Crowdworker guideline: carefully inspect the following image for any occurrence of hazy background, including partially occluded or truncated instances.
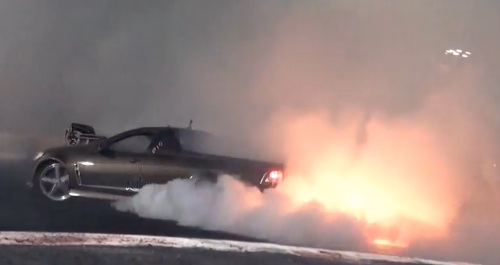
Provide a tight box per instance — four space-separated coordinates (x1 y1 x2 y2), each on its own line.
0 1 496 149
1 0 500 264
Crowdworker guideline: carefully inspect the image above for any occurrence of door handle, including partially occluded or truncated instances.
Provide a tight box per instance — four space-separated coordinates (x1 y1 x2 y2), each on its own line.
130 158 139 163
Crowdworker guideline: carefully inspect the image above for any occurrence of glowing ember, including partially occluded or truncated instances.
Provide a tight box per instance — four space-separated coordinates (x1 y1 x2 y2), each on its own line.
373 238 407 249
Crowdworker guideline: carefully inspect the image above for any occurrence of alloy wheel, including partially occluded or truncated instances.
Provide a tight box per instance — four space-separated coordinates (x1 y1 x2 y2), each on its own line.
38 163 71 201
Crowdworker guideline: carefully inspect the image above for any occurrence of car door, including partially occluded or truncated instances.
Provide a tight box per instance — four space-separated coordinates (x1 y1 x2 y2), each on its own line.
139 129 196 185
77 133 153 191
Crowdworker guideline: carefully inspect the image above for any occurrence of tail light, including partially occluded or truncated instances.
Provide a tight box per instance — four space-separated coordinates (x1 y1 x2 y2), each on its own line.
260 169 284 188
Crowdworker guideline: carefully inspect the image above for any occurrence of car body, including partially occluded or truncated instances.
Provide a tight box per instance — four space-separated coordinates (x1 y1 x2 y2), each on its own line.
29 123 285 201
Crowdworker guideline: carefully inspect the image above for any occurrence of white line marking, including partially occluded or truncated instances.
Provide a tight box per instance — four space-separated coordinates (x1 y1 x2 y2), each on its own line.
0 232 480 265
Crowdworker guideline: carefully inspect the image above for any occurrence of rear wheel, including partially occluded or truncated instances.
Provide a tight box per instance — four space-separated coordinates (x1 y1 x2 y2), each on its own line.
34 162 71 201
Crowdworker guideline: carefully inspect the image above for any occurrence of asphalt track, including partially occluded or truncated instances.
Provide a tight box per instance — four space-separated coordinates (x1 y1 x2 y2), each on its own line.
0 245 349 265
0 158 480 265
0 159 379 265
0 159 260 242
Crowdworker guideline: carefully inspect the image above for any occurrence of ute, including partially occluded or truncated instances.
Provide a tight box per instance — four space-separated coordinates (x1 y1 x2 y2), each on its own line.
29 123 285 201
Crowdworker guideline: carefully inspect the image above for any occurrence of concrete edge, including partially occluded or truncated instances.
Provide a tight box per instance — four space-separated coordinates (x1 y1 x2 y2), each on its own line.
0 232 479 265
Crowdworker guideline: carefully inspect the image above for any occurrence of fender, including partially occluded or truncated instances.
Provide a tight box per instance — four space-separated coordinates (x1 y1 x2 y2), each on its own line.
31 157 78 188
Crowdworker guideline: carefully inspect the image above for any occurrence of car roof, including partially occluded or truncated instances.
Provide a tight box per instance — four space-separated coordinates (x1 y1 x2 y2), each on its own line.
122 126 211 136
106 126 214 143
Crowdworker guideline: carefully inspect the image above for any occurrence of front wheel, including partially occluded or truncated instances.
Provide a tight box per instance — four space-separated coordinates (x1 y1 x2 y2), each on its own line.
34 162 71 201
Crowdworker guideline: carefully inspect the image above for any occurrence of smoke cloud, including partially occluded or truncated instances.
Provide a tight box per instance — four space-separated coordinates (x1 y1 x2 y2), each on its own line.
113 176 368 251
112 2 500 264
1 0 499 264
114 67 500 264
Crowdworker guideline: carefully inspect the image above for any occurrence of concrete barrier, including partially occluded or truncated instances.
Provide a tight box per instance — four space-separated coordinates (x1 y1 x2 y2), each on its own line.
0 232 480 265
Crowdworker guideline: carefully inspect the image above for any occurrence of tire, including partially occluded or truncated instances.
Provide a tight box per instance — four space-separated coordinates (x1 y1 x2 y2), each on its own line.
33 161 71 201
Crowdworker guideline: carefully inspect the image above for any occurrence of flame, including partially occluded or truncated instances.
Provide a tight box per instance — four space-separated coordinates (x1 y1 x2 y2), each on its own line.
373 238 408 249
269 110 462 251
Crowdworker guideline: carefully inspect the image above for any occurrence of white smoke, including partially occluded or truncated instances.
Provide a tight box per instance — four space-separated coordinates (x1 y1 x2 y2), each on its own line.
97 2 500 264
112 175 369 251
110 65 500 264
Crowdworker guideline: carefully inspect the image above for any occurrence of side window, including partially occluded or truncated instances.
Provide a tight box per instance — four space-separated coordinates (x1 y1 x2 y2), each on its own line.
108 134 152 154
150 130 182 155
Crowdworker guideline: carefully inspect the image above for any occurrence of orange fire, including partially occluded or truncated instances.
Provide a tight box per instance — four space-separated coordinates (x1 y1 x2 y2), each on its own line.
373 238 407 248
268 110 462 251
